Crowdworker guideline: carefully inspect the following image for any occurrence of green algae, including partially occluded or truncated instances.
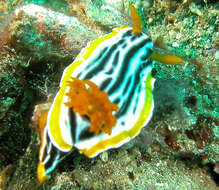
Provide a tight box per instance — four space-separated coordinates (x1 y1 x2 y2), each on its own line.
91 0 103 8
7 0 69 13
25 0 45 5
24 0 70 13
213 125 219 139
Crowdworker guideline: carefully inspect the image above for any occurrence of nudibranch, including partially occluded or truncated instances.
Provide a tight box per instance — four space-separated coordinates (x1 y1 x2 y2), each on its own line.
37 4 183 183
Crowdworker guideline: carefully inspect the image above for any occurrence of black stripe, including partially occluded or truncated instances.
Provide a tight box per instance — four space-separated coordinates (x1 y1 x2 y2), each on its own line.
117 74 138 116
130 34 140 41
122 30 132 38
132 84 141 114
117 62 151 117
69 108 76 144
99 77 112 91
113 97 120 104
77 47 108 79
107 38 151 95
82 43 117 79
79 129 95 140
44 142 57 168
81 39 126 80
111 51 120 67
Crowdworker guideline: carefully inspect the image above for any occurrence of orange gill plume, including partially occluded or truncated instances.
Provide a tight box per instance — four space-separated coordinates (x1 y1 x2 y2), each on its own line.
65 78 118 135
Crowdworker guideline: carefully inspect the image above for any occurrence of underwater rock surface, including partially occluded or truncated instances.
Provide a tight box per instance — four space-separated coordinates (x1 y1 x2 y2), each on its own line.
0 0 219 189
13 4 99 62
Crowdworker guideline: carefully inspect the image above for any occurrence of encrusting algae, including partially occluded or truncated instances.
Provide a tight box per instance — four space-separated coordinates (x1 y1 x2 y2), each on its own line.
65 78 118 135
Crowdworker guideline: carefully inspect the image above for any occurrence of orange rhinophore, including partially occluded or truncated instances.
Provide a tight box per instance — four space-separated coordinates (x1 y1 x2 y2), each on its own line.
151 51 184 65
129 4 142 34
65 78 118 135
